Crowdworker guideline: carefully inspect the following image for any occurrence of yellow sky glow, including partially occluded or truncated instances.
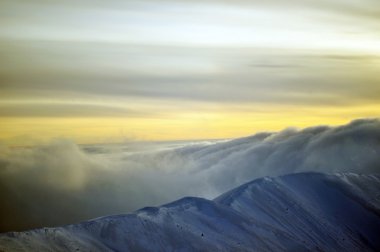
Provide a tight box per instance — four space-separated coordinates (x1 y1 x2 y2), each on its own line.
1 103 379 145
0 0 380 145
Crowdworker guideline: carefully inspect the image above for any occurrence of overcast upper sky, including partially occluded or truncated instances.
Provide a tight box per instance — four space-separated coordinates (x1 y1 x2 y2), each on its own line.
0 0 380 144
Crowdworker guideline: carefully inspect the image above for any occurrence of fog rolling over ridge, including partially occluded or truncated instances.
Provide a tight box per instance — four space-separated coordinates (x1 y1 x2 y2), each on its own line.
1 118 380 232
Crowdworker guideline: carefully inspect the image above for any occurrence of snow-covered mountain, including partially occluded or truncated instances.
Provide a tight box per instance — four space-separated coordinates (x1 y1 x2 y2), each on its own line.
1 119 380 233
1 172 380 251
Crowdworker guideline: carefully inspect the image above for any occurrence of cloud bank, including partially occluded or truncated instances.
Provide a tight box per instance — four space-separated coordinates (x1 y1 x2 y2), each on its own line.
0 118 380 232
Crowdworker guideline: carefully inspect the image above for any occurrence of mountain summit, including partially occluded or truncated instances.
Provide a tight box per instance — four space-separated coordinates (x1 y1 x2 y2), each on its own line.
1 172 380 251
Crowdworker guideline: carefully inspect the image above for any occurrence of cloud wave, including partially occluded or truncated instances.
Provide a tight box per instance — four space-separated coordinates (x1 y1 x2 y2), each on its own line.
0 118 379 232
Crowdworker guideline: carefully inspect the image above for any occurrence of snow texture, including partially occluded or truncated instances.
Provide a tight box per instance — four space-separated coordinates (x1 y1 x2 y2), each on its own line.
1 172 380 251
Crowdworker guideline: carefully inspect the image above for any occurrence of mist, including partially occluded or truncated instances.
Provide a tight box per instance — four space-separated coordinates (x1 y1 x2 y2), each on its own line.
1 118 380 232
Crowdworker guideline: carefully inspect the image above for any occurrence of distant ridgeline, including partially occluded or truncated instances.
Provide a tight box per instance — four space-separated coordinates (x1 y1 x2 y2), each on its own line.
1 172 380 252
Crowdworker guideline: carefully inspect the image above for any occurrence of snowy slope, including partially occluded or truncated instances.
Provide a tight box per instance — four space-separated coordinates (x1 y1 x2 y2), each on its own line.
2 119 380 233
1 173 380 252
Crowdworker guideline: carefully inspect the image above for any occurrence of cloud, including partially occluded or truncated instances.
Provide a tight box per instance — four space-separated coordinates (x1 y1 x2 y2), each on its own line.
1 0 380 110
0 118 380 232
1 41 380 108
0 102 156 118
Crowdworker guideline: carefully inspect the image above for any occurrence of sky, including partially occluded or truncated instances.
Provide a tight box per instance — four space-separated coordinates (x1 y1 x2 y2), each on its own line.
0 0 380 145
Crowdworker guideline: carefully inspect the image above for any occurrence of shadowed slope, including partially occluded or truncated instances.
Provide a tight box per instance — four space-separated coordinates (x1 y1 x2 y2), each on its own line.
1 172 380 251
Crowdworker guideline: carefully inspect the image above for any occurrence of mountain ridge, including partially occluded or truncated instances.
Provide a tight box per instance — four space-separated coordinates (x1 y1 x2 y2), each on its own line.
1 172 380 251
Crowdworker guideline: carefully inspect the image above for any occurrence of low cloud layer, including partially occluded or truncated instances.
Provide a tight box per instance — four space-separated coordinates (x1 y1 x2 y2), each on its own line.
1 118 380 232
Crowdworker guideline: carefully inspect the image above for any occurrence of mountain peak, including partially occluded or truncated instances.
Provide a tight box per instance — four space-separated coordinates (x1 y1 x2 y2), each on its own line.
1 172 380 251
